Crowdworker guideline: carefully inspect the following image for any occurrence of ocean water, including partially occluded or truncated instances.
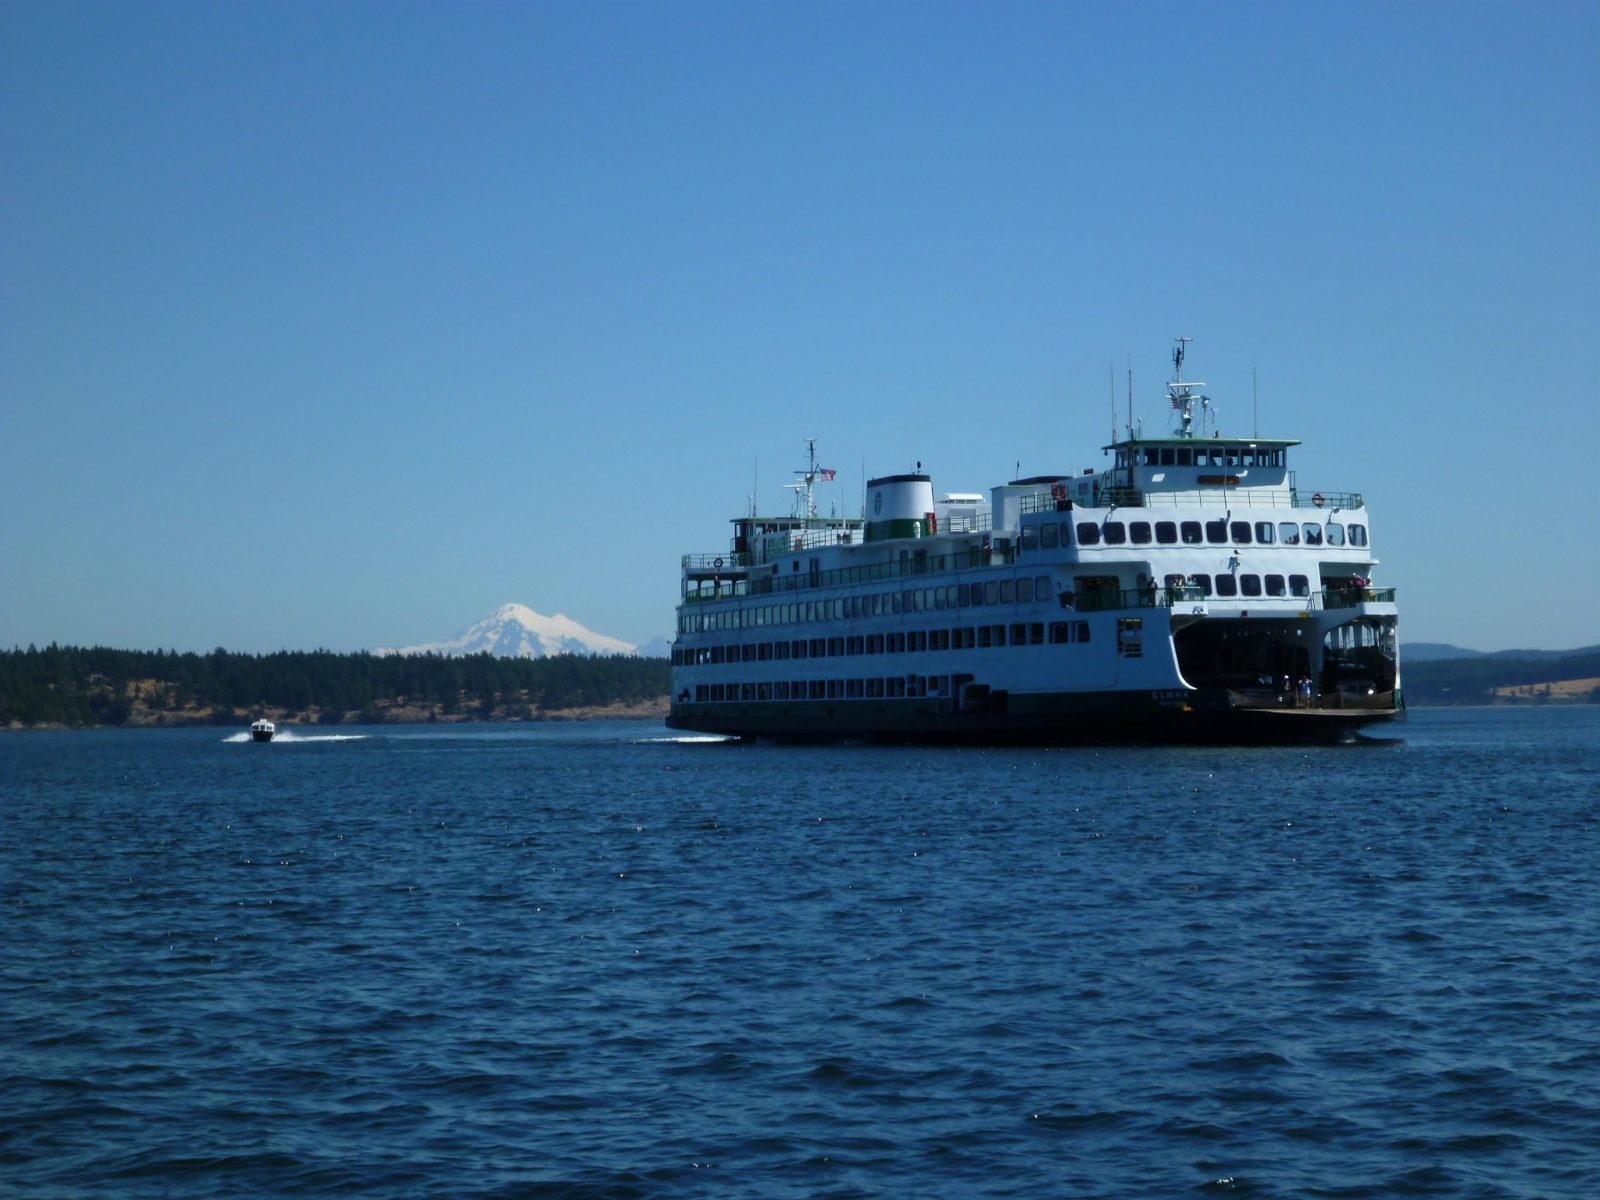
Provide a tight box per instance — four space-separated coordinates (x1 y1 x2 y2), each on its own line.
2 709 1597 1199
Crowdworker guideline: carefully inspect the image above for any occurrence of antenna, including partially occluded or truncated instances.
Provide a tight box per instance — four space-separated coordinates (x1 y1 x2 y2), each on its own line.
1165 335 1210 439
1126 359 1133 440
1108 362 1115 446
1253 367 1258 438
783 437 829 519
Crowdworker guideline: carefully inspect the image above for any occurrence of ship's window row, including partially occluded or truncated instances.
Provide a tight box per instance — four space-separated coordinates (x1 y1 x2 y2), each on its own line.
1159 572 1310 598
1069 519 1364 548
1121 446 1287 469
689 675 962 704
682 575 1060 633
672 621 1092 667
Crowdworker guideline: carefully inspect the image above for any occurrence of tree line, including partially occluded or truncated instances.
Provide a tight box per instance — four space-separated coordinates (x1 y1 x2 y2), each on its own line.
0 644 670 727
1399 648 1600 706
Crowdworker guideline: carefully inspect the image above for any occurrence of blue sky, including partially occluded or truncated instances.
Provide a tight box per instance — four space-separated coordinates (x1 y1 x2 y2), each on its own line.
4 0 1596 654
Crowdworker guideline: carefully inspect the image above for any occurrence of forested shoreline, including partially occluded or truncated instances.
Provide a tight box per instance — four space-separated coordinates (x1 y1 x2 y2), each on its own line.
0 645 670 728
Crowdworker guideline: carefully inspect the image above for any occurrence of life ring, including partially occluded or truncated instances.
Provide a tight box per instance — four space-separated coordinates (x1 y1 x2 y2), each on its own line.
713 556 724 569
1312 492 1325 508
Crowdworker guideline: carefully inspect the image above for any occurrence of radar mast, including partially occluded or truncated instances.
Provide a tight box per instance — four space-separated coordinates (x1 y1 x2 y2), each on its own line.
784 438 833 519
1167 336 1212 438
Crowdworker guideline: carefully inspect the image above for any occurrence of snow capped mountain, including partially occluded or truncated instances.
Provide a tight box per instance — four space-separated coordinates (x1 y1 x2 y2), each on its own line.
378 604 639 659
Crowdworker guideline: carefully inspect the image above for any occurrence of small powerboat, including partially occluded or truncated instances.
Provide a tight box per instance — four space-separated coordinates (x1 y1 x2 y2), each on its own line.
250 719 276 743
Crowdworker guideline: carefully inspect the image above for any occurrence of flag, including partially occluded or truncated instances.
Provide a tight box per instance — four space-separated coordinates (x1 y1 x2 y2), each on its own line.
819 468 836 481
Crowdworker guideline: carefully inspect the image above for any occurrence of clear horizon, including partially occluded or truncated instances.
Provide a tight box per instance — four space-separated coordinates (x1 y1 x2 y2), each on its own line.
4 1 1596 655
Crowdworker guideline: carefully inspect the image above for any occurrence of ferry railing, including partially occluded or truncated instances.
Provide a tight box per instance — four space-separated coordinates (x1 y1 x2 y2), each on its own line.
682 552 751 571
1319 586 1397 610
1065 488 1357 511
1290 489 1364 510
1019 494 1078 516
681 542 1020 602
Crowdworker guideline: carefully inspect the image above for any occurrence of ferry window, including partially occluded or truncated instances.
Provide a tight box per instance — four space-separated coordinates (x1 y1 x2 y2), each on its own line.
978 626 992 648
1103 522 1127 545
968 584 983 607
1241 575 1262 597
1160 448 1175 466
1077 522 1100 545
1181 521 1202 545
1017 577 1034 603
1177 448 1193 466
1030 623 1044 644
1076 621 1090 642
985 581 1000 604
1035 575 1049 598
1040 522 1059 549
1215 575 1238 597
829 637 844 656
1011 623 1028 646
1225 446 1240 466
1279 522 1299 545
1190 574 1212 595
810 638 825 657
947 585 959 608
933 588 945 611
1255 522 1275 544
1289 574 1310 597
1156 521 1177 545
892 593 902 614
792 640 805 659
1050 621 1069 644
1020 525 1039 551
1326 523 1345 547
1144 448 1159 466
1061 521 1075 546
1265 574 1286 597
1231 521 1252 544
1348 523 1368 547
992 625 1007 646
999 579 1014 604
1131 522 1152 544
1302 523 1323 546
1205 520 1227 544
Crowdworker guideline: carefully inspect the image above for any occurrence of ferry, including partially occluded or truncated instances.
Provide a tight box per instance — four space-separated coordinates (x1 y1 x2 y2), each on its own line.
250 719 275 743
667 341 1402 743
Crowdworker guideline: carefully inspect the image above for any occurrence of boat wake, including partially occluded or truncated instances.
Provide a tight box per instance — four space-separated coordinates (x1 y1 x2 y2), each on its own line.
634 734 737 744
221 731 367 744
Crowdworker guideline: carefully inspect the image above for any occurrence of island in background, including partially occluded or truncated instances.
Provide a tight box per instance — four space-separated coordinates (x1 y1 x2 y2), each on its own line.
1 646 669 729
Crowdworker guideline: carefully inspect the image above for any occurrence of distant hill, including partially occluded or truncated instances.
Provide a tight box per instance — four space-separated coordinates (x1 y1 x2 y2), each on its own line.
1404 642 1590 663
1402 646 1600 705
1404 642 1485 661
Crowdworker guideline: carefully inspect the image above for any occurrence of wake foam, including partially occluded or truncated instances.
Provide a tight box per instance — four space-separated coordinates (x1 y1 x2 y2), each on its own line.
221 730 367 744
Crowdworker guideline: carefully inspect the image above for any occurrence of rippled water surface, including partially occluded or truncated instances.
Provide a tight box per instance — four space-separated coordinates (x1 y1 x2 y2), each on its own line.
3 709 1597 1198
